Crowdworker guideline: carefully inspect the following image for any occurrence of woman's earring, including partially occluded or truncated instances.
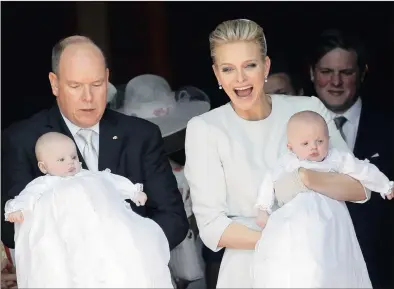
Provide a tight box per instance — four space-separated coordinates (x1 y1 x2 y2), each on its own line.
218 83 222 89
264 76 268 83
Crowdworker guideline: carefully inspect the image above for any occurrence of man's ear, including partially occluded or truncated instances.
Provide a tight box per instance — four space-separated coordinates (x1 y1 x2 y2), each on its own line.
48 72 59 97
38 161 48 174
287 143 293 151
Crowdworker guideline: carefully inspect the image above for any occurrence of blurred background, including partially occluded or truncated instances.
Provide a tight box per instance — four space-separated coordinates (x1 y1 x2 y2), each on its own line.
2 1 394 129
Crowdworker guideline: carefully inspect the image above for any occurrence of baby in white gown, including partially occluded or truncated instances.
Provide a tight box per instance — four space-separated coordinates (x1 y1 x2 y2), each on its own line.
4 132 173 288
253 111 393 288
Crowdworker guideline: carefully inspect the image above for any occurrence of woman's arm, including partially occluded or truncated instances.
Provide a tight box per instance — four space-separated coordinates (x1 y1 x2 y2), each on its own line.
184 117 260 251
300 168 367 201
218 223 261 250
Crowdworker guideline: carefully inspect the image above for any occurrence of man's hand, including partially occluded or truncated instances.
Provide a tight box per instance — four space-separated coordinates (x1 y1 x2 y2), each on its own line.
274 168 309 206
6 211 24 223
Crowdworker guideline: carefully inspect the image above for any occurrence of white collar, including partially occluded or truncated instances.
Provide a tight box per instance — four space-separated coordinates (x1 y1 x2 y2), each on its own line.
60 113 100 137
333 97 362 125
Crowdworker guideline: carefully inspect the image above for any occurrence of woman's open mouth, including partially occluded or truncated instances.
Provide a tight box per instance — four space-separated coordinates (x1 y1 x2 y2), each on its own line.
234 86 253 98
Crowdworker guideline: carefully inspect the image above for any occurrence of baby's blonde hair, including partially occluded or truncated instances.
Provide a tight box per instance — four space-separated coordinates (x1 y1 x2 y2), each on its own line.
209 19 267 63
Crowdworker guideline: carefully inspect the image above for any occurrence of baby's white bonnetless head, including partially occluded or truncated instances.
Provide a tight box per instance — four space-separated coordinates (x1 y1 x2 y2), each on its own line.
35 132 81 177
287 110 329 162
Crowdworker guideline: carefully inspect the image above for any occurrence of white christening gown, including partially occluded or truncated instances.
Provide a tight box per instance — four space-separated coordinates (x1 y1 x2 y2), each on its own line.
253 148 393 288
4 169 173 288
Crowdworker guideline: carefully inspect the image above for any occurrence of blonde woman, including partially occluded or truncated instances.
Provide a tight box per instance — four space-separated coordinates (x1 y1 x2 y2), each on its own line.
184 19 370 288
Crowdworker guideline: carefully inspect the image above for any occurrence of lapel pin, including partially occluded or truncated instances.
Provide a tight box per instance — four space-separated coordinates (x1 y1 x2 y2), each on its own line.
113 136 118 140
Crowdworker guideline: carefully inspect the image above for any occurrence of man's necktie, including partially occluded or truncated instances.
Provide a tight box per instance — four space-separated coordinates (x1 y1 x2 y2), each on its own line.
77 129 98 171
334 116 348 143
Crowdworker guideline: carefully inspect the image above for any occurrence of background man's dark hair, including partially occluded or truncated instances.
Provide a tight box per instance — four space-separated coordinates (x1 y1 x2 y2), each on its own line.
309 29 367 74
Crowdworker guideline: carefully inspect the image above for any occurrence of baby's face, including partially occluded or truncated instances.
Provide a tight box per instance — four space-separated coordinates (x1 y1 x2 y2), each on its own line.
41 140 81 177
288 122 329 162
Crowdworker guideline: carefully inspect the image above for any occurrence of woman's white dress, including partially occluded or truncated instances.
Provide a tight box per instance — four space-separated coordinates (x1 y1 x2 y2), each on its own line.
184 95 371 288
253 148 392 288
5 169 173 288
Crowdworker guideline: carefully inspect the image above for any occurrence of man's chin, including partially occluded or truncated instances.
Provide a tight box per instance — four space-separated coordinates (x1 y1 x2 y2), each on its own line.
319 95 358 113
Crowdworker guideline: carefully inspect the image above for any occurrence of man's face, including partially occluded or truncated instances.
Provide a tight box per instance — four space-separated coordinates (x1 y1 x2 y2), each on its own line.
49 43 109 128
311 48 360 113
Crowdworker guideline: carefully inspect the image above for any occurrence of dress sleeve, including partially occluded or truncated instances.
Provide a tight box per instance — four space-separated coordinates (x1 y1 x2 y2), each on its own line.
184 117 232 252
101 170 141 200
4 176 49 219
311 96 371 203
337 151 393 199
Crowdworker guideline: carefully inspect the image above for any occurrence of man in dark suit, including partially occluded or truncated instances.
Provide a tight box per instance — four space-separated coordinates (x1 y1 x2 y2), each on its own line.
309 29 394 289
1 36 189 252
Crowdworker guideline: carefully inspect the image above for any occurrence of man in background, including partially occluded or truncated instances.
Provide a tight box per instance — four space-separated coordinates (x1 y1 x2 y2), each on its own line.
309 29 394 289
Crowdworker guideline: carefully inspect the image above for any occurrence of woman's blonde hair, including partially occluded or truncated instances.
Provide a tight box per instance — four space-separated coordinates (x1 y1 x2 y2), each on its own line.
209 19 268 63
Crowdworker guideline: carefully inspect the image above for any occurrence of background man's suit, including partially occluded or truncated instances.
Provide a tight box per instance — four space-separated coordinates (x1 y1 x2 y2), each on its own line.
345 101 394 289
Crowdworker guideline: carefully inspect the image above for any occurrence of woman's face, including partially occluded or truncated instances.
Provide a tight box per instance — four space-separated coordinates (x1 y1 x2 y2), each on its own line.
213 41 270 113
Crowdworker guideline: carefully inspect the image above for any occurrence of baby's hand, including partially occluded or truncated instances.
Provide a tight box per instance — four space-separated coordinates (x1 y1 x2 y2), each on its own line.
387 188 394 200
6 211 24 223
256 210 269 228
134 192 147 206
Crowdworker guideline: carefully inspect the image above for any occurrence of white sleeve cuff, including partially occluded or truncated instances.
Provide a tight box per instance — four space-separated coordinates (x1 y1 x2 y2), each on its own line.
351 186 371 204
199 216 232 252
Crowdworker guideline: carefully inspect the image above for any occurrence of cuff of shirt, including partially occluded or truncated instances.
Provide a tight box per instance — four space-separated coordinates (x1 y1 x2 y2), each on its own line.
200 216 232 252
350 186 371 204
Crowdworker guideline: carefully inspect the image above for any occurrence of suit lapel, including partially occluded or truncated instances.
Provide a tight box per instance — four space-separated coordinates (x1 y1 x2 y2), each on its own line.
98 110 124 171
353 107 366 157
46 106 88 169
353 104 378 159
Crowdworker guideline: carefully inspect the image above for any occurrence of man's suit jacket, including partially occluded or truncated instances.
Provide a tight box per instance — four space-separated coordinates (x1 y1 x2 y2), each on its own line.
1 106 189 250
346 101 394 289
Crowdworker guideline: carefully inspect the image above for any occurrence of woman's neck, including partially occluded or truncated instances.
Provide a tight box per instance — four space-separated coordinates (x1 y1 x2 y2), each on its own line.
232 94 272 121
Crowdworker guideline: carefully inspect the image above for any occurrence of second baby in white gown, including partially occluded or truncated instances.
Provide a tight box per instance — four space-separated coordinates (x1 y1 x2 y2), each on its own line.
253 111 393 288
4 132 173 288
